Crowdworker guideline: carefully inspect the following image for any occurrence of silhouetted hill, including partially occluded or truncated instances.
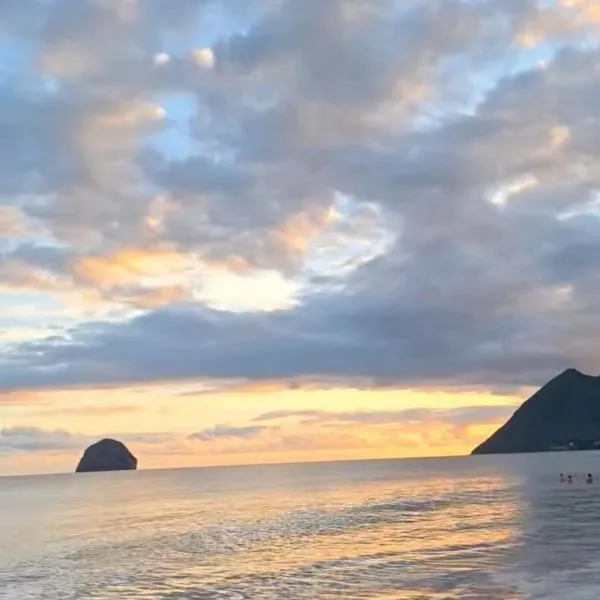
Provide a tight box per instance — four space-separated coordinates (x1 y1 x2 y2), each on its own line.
472 369 600 454
76 438 137 472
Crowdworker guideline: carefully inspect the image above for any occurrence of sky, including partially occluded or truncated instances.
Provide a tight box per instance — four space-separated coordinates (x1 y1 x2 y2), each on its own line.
1 0 599 475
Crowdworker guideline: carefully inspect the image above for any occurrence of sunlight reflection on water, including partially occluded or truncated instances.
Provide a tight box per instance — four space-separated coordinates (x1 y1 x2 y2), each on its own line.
2 454 600 599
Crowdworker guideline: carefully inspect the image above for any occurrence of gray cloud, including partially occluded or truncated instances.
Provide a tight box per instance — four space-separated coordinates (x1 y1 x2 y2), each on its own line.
0 427 85 454
0 290 577 391
1 0 600 395
0 426 176 455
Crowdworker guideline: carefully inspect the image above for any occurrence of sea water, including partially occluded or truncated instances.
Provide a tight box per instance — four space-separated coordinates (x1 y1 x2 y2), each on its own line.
1 453 599 599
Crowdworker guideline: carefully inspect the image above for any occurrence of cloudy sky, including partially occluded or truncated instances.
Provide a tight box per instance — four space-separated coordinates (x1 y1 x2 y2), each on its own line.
1 0 599 475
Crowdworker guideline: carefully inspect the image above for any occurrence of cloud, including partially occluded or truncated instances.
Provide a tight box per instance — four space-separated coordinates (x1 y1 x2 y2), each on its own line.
37 404 140 417
188 424 272 442
0 406 510 464
183 404 512 458
2 0 600 399
254 405 514 427
0 427 86 454
0 425 180 457
0 391 47 406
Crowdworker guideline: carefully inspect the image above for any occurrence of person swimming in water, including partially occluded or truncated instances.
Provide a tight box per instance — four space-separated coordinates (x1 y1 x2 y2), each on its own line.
560 473 565 483
587 473 593 484
568 475 573 484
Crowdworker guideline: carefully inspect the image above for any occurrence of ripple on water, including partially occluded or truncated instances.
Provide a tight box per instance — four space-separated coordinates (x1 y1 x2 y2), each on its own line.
4 456 600 599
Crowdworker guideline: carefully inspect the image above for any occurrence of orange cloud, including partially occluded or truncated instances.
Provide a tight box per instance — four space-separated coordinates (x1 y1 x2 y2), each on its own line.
185 404 513 464
72 245 301 312
192 48 216 69
74 246 189 288
0 391 47 406
267 204 339 267
562 0 600 25
517 30 542 48
214 255 252 274
274 210 330 256
132 285 188 309
37 404 140 417
513 1 598 49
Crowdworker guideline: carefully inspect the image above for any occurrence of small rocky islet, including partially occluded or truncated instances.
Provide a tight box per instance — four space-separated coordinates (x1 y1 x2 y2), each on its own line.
75 438 137 473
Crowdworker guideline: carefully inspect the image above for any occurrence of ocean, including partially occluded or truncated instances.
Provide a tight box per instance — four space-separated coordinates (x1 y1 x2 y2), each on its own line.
1 453 600 599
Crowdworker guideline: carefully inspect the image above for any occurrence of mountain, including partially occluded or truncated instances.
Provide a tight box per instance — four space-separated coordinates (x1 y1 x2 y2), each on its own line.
472 368 600 455
75 438 138 473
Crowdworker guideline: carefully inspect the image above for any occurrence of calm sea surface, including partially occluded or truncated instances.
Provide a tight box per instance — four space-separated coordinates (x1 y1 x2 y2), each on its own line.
1 453 600 599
